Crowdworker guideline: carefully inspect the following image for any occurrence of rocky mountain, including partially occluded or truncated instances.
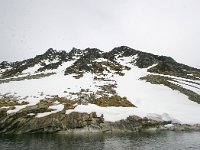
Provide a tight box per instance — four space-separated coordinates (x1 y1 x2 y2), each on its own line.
0 46 200 134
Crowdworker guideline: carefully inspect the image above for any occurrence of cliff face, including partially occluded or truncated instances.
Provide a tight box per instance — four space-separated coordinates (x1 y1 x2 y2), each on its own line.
0 46 200 134
1 46 199 80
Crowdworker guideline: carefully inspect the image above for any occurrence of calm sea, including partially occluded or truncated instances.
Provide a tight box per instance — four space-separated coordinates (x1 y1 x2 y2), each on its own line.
0 131 200 150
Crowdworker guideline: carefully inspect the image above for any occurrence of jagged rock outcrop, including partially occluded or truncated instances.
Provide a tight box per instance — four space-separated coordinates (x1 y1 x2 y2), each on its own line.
1 46 199 79
0 105 168 134
0 106 104 134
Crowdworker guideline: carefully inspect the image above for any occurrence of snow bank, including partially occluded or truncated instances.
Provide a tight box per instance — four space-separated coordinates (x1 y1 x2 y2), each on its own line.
67 65 200 124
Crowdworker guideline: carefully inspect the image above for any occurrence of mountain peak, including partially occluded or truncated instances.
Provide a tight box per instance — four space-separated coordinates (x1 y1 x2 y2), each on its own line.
108 46 138 59
0 46 200 130
69 47 82 54
0 61 10 69
45 48 57 55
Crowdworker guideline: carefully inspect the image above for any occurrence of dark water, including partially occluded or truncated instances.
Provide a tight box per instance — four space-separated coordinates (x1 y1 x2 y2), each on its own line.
0 131 200 150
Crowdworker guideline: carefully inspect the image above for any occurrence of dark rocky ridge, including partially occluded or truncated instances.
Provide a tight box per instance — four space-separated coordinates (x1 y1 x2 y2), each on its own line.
1 46 199 79
0 48 69 78
140 75 200 104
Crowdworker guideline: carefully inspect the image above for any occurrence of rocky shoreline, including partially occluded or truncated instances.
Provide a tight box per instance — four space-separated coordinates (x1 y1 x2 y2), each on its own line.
1 105 200 134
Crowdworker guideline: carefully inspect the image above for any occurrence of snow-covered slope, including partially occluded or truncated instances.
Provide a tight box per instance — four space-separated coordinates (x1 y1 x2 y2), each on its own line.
0 46 200 124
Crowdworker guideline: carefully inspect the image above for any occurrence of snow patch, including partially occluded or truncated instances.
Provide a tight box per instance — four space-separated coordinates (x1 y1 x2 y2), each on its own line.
164 124 174 128
36 104 64 118
7 105 27 114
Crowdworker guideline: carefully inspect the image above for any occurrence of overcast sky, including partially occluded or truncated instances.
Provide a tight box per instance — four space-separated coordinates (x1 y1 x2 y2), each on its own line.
0 0 200 68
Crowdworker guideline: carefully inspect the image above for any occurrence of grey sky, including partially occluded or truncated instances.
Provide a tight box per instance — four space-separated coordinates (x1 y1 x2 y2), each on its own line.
0 0 200 68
